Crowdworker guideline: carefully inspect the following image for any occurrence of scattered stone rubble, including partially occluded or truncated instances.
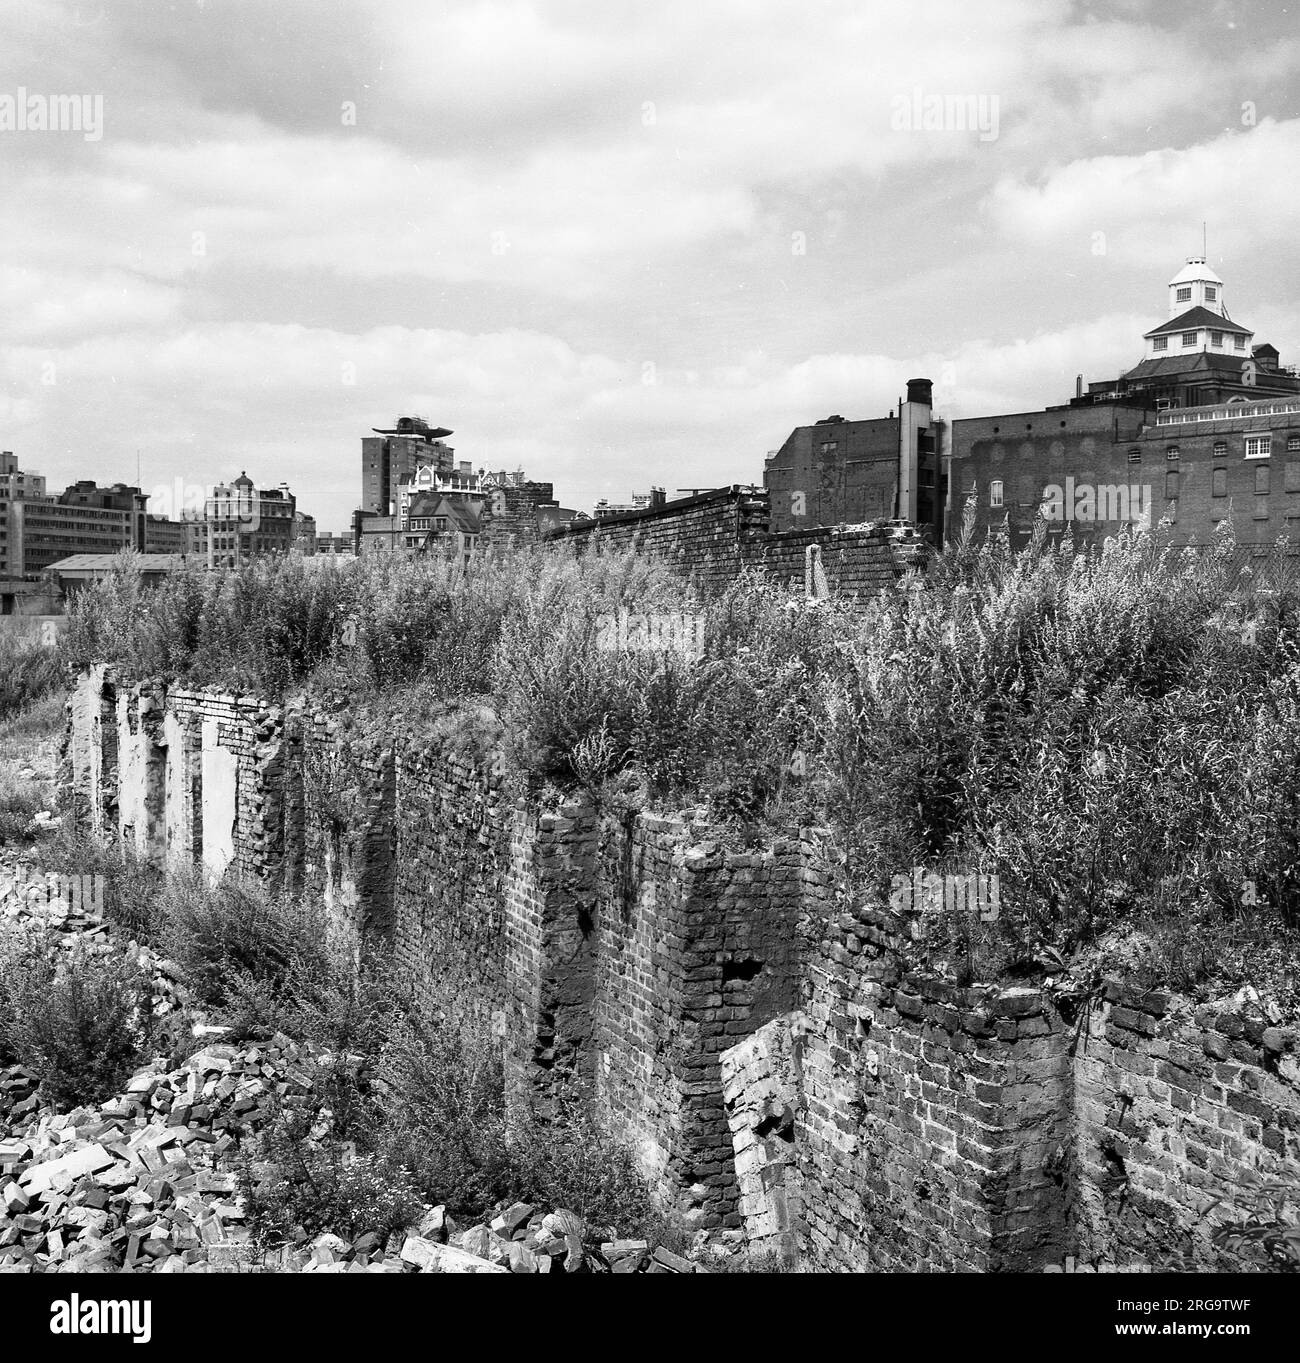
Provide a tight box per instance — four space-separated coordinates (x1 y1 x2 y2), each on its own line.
1 1034 716 1274
2 854 720 1275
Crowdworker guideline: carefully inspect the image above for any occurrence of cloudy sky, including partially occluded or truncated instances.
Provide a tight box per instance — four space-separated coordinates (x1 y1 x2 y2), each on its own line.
1 0 1298 532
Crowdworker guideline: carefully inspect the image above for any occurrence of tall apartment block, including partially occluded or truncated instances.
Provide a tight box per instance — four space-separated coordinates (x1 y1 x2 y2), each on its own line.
360 415 455 516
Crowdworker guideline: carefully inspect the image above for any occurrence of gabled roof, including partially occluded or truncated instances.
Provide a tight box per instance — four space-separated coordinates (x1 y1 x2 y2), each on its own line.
1145 307 1253 339
406 492 482 533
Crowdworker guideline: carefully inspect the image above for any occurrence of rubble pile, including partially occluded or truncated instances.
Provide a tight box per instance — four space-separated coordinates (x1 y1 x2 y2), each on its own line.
0 1038 355 1273
1 859 715 1275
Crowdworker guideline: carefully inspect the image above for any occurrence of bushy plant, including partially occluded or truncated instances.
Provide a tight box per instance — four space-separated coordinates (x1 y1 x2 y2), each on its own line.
0 933 154 1110
0 628 66 722
38 829 165 940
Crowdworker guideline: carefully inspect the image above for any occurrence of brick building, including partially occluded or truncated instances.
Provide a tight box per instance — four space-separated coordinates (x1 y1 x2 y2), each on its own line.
763 378 946 539
951 260 1300 550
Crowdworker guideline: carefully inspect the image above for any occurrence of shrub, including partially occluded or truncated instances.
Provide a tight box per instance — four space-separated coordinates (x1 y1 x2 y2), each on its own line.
507 1080 658 1238
38 829 165 941
153 870 323 1014
0 629 67 722
370 1012 519 1218
0 933 154 1110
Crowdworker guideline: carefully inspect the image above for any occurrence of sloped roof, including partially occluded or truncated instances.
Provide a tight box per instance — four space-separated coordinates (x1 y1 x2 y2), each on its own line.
1168 259 1225 287
1145 306 1252 338
1122 352 1258 382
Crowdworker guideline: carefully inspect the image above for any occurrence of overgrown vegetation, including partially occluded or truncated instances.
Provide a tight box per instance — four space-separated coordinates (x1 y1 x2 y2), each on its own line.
0 628 67 723
61 519 1300 1000
0 932 155 1109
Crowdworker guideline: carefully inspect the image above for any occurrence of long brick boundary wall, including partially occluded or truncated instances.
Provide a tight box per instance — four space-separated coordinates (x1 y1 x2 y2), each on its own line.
544 485 905 597
61 670 1300 1266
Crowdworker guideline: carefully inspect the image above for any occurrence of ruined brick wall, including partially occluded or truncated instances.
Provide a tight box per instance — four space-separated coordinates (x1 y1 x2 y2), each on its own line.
722 882 1300 1271
64 671 804 1221
785 901 1071 1271
592 817 802 1228
1071 981 1300 1270
479 480 560 548
545 486 903 597
68 669 1299 1268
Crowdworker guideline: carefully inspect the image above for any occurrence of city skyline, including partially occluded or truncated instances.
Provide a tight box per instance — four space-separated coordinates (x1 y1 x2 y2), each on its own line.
1 0 1298 536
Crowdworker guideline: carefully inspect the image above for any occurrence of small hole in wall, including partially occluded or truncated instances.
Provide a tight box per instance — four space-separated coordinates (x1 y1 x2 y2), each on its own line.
722 958 763 984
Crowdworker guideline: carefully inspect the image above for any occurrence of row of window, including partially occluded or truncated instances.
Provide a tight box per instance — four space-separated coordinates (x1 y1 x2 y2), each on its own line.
1175 285 1218 304
1152 332 1245 353
1130 435 1300 464
989 464 1300 508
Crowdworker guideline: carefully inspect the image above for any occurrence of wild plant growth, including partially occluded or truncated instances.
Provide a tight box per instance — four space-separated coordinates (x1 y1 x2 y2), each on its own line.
57 519 1300 998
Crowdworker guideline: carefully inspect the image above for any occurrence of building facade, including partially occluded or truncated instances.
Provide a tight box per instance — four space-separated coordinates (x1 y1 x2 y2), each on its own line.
202 473 297 567
951 260 1300 551
360 415 455 517
764 378 946 539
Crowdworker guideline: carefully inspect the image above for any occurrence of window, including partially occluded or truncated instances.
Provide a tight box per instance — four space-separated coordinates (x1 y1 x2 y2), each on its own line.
1213 442 1228 459
990 480 1004 508
1256 466 1270 495
1289 436 1300 453
1182 331 1198 347
1245 435 1272 459
1165 471 1179 500
1127 447 1142 464
1176 287 1192 303
1213 469 1228 497
1211 331 1224 347
1152 336 1168 353
1235 336 1246 351
1205 286 1217 302
1286 464 1300 493
819 441 838 456
1166 446 1180 461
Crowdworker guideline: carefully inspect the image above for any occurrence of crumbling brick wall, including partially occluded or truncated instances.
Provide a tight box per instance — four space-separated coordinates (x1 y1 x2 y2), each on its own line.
722 884 1300 1271
67 669 1299 1267
544 486 903 597
592 817 802 1228
1071 981 1300 1270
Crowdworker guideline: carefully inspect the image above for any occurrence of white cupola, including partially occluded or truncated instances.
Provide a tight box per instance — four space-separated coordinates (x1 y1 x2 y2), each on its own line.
1167 258 1226 319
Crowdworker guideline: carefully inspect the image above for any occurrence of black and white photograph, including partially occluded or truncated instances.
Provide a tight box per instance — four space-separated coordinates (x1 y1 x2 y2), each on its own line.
0 0 1297 1340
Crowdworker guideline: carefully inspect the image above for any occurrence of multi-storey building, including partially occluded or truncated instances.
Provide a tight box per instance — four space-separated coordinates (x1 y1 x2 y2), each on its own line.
294 511 317 555
202 473 297 568
144 515 187 554
950 260 1300 550
360 415 455 516
2 475 146 578
764 379 946 538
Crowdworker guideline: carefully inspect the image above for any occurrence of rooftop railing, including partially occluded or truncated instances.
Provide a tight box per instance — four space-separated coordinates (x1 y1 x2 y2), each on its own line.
1156 398 1300 426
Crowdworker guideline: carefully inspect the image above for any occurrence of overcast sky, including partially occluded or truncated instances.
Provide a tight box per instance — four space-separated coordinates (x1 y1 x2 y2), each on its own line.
1 0 1298 532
